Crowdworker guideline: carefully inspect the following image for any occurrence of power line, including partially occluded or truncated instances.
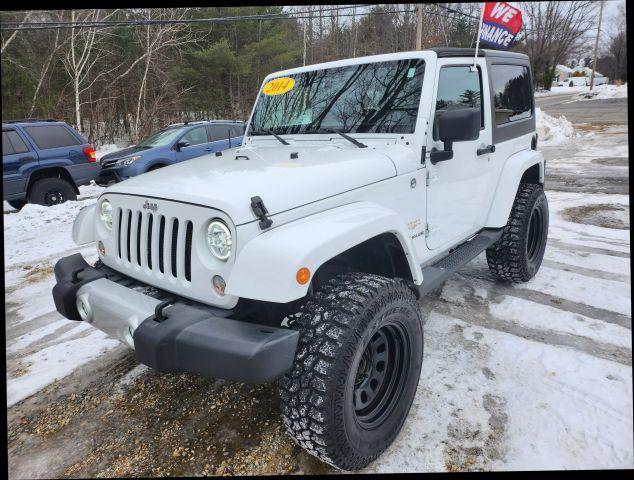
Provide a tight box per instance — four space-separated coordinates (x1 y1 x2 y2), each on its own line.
1 6 368 30
0 4 536 37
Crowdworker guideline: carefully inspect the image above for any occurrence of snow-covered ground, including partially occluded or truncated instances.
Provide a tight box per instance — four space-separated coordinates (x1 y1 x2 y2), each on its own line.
5 109 632 474
536 83 628 100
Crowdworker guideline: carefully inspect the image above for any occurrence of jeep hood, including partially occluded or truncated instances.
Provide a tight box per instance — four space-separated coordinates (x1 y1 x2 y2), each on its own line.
103 144 397 225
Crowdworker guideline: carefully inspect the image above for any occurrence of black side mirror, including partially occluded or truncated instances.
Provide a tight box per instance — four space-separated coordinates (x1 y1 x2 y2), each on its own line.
175 141 190 151
430 108 480 164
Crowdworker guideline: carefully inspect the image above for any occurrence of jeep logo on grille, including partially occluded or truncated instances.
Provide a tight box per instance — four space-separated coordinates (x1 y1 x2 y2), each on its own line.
142 200 158 212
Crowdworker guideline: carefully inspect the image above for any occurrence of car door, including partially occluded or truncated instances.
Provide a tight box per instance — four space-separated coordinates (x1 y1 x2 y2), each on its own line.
206 124 232 152
425 59 495 251
174 125 212 162
229 124 245 148
2 128 38 197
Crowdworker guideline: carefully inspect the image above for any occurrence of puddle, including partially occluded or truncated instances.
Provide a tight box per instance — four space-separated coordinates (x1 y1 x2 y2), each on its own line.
562 204 629 230
591 157 628 166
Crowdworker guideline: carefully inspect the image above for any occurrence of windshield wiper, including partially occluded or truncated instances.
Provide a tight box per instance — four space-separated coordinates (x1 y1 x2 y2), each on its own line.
250 127 290 145
324 128 367 148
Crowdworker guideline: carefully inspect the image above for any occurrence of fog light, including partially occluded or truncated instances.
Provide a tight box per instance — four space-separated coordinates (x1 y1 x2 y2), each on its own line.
212 275 226 296
296 267 311 285
76 295 92 321
97 241 105 256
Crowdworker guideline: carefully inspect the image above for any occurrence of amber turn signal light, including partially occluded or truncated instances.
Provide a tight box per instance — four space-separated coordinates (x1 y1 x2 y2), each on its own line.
296 267 311 285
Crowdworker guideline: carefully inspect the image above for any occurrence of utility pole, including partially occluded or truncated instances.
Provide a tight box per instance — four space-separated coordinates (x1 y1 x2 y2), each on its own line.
415 4 423 50
589 0 604 91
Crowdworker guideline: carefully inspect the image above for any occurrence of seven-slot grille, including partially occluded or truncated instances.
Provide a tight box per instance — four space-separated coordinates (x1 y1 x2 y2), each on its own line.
115 208 194 282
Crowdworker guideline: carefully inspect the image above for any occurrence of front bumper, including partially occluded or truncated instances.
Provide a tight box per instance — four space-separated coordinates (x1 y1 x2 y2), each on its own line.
95 168 126 186
52 254 299 383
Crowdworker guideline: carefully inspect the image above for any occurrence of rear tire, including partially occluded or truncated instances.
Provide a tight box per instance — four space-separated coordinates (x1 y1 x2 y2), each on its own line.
486 183 549 283
7 199 26 210
28 178 77 206
279 272 423 471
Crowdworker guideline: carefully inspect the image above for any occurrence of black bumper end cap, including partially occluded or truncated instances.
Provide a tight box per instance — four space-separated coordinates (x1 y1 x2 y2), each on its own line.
133 303 299 384
52 253 106 321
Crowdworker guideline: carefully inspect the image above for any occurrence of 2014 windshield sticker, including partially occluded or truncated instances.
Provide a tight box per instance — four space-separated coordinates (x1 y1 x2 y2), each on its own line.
263 77 295 96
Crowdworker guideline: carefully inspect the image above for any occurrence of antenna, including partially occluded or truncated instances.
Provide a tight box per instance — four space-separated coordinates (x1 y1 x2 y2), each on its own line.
471 3 485 72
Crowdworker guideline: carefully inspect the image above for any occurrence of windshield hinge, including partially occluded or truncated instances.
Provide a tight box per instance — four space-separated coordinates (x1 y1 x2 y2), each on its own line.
250 196 273 230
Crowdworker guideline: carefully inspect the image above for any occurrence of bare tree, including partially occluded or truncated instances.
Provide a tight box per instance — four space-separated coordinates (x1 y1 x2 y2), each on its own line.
1 11 33 54
61 9 119 132
130 8 202 140
520 1 599 89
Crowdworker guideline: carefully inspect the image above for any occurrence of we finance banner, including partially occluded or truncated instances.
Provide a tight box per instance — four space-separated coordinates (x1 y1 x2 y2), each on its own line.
479 2 523 49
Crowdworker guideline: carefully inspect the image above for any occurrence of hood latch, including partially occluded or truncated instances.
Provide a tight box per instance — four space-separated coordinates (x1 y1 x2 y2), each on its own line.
251 196 273 230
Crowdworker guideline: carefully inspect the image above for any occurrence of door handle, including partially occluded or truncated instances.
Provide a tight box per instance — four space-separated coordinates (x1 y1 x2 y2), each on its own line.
19 156 34 162
205 147 213 151
477 145 495 156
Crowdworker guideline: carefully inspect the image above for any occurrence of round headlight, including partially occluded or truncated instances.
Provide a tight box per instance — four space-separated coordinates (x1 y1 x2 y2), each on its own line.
100 200 113 230
207 220 232 260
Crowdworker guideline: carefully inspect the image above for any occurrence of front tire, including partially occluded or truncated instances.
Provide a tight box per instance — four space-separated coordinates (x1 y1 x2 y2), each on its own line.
486 183 549 283
7 199 26 210
279 272 423 471
28 178 77 206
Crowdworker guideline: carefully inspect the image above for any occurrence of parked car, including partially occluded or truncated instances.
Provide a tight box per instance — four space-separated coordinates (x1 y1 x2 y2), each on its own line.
95 120 245 186
53 48 547 470
2 119 100 209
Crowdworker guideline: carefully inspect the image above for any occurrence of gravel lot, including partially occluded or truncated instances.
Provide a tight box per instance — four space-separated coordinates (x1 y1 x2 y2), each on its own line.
5 96 632 476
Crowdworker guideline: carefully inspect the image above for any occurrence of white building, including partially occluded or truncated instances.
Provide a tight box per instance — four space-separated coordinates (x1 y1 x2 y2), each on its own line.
552 64 608 87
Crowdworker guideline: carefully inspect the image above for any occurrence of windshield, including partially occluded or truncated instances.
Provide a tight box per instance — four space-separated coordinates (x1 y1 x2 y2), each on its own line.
138 127 186 148
249 59 425 135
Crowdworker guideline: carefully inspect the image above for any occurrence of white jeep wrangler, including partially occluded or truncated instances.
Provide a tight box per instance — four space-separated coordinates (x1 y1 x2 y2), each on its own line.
53 48 548 470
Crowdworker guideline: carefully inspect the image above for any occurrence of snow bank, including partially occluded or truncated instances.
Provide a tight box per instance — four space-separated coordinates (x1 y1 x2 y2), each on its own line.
575 83 628 100
3 184 104 266
535 107 575 146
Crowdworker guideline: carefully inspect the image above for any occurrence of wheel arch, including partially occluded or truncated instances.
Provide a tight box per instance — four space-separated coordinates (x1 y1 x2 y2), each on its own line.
485 149 544 229
225 202 423 303
27 167 79 195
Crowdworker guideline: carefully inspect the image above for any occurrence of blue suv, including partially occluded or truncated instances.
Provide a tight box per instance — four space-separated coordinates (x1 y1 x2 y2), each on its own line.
2 119 100 209
95 120 245 186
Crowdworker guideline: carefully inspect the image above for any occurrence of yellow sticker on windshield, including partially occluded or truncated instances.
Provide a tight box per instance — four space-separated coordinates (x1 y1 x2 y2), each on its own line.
263 77 295 96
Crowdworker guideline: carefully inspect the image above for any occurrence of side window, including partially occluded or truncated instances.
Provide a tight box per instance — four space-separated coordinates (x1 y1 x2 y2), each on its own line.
490 64 532 125
23 125 81 149
3 132 15 155
6 130 30 154
434 66 483 140
180 126 208 146
230 125 244 138
208 125 229 142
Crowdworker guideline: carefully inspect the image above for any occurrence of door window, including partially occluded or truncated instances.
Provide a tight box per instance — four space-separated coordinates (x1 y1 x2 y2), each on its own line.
180 126 209 146
434 66 483 140
23 125 81 149
490 64 532 125
230 125 244 138
3 130 30 154
208 125 230 142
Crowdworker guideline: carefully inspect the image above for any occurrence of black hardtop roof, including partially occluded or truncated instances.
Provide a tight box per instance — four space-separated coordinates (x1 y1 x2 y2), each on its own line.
430 47 529 61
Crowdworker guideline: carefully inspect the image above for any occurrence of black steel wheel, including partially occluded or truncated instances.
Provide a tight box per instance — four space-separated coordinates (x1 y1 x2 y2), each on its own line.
28 177 77 206
353 324 410 429
279 272 423 471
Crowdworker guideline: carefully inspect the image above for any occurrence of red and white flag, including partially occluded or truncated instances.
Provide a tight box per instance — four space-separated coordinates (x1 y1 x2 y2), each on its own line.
479 2 523 49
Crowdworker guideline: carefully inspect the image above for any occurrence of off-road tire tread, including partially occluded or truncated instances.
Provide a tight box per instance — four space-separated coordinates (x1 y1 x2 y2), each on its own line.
279 272 421 471
28 177 77 206
486 182 547 283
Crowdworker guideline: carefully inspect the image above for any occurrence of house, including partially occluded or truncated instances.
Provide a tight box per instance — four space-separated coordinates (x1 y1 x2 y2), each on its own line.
552 64 608 87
